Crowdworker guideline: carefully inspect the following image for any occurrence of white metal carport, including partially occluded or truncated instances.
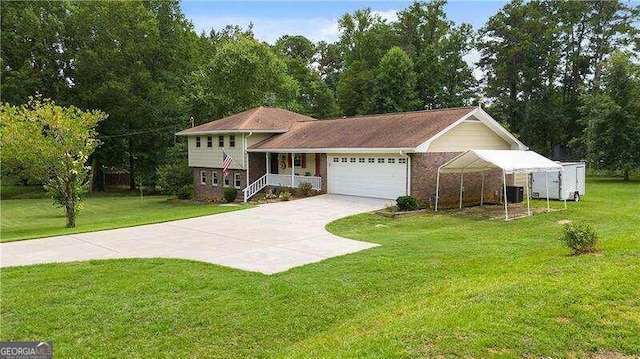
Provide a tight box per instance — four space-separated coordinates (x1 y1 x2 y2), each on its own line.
436 150 563 220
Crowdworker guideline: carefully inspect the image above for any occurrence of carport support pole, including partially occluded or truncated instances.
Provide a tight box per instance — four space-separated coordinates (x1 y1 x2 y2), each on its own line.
545 171 550 213
503 170 508 221
459 169 464 209
480 171 485 207
435 169 440 212
526 173 531 216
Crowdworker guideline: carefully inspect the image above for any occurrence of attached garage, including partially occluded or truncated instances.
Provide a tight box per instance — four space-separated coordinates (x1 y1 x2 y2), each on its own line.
327 154 408 199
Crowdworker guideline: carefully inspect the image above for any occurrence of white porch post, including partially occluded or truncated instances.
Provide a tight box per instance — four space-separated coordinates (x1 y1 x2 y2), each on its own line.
266 152 270 175
435 169 441 212
503 170 509 221
459 169 464 209
480 171 485 207
291 152 294 188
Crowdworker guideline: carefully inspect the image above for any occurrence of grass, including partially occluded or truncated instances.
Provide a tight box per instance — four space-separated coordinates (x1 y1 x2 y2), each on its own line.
1 178 639 358
0 196 245 242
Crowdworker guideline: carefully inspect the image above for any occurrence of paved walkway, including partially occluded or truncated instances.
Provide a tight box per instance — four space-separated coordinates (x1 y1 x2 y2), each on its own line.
1 195 391 274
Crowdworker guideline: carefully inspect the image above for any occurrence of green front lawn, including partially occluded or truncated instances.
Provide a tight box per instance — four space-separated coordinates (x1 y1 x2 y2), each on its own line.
1 178 639 358
0 196 245 242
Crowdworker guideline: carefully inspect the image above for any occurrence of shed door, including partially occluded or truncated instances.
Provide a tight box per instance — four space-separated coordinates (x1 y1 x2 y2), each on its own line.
327 155 407 199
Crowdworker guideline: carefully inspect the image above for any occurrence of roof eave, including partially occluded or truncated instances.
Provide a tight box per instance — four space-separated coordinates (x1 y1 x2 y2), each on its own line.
247 147 416 154
176 129 288 136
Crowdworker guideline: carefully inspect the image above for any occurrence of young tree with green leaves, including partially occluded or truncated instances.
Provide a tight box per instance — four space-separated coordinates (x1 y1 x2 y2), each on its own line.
1 97 107 227
373 47 418 113
577 52 640 180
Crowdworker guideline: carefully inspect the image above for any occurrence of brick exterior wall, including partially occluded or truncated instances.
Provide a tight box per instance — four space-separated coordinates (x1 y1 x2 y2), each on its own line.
318 153 327 193
192 167 246 201
409 152 505 208
248 152 266 183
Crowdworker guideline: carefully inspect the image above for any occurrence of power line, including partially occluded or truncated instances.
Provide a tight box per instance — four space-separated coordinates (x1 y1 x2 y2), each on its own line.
98 123 185 139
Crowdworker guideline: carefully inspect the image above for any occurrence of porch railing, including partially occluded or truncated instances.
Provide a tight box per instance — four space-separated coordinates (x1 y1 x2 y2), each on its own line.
243 174 322 202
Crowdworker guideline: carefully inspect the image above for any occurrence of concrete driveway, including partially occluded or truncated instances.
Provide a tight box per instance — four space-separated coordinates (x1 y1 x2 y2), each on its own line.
1 195 391 274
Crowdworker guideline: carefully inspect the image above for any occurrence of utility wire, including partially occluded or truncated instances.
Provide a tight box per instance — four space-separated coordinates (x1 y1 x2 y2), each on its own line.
98 123 186 139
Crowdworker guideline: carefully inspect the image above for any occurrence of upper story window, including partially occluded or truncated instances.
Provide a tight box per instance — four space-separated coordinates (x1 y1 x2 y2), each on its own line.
229 135 236 147
196 136 201 148
207 136 213 148
218 135 224 147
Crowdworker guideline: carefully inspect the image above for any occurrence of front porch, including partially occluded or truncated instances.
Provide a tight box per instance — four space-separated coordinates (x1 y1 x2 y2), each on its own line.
244 152 326 202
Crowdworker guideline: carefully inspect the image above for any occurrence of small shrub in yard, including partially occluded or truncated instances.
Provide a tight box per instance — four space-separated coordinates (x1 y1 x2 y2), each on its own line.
264 192 278 200
396 195 418 211
223 187 238 203
560 222 598 255
176 185 194 200
298 182 314 197
279 191 292 201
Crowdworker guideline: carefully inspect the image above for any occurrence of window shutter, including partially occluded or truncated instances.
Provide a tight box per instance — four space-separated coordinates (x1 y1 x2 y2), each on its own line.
287 154 292 167
301 154 306 168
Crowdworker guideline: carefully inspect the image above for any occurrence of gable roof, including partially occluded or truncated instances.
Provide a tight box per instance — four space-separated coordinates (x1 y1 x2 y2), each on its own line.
249 107 478 152
177 106 317 135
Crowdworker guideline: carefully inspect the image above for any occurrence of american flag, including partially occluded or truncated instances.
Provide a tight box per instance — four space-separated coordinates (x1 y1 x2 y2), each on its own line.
222 149 233 177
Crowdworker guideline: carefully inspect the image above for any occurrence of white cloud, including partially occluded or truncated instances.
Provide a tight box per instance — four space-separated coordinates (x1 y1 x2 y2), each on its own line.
372 9 398 23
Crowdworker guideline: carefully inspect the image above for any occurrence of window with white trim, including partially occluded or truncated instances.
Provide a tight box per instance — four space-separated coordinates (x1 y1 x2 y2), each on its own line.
229 135 236 147
196 137 201 148
224 177 230 187
212 171 218 186
218 135 224 147
200 170 206 185
368 158 375 163
234 173 241 188
399 158 407 164
341 157 347 163
378 158 385 163
388 158 396 164
333 157 339 163
207 136 213 147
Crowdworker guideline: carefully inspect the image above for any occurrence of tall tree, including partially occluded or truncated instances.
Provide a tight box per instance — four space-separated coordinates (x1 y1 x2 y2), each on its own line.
187 36 299 121
395 1 476 109
577 52 640 180
1 97 106 227
274 35 339 119
70 1 197 189
373 47 418 113
0 1 71 105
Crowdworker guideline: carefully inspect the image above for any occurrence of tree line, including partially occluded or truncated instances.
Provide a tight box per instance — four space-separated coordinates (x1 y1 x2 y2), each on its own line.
2 0 639 190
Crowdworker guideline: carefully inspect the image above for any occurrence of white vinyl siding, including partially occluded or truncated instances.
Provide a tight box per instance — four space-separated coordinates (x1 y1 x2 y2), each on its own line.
188 135 245 169
428 120 511 152
327 154 407 199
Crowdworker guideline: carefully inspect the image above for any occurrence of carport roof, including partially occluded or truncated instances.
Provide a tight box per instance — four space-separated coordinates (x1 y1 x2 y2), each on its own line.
439 150 562 174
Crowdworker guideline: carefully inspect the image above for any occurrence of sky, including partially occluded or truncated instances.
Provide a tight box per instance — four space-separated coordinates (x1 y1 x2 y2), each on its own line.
181 1 508 44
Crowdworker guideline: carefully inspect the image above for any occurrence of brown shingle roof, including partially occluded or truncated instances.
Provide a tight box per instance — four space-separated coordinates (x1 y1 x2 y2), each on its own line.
249 107 477 150
177 106 317 134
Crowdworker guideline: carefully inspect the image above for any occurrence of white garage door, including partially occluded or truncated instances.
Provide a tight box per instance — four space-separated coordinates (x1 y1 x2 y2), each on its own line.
327 154 408 199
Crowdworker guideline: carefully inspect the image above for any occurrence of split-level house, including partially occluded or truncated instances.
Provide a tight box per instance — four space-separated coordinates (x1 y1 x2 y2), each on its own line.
177 106 527 206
